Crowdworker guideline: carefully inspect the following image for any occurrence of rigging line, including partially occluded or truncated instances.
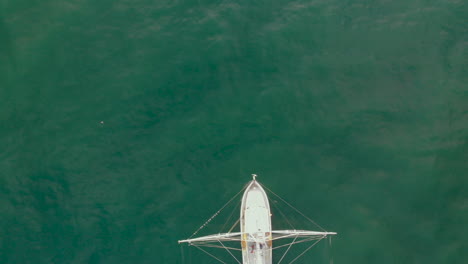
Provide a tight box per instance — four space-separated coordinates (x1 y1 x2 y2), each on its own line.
260 183 326 232
288 237 324 264
191 239 243 246
218 239 241 264
272 237 318 250
191 237 243 244
193 245 227 264
181 244 185 264
272 237 316 250
189 243 192 264
271 198 295 230
228 218 240 233
271 234 322 241
277 235 298 264
191 240 241 248
192 244 242 251
220 200 241 233
329 236 333 264
190 184 247 239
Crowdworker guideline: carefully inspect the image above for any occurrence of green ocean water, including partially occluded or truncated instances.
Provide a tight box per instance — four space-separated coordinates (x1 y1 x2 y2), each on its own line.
1 0 467 263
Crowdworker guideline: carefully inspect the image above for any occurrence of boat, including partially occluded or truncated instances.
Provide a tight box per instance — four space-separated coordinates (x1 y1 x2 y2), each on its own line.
178 174 337 263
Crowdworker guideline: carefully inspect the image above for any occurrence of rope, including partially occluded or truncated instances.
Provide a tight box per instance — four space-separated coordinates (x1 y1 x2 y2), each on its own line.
218 239 241 264
191 242 242 251
193 245 227 264
272 236 320 250
188 244 192 264
271 199 295 230
180 244 185 264
277 235 298 264
228 219 240 233
220 200 241 233
288 237 324 264
189 184 247 239
260 183 326 232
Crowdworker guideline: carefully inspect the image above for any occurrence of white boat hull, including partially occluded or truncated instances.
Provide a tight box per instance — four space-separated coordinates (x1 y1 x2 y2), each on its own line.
240 180 272 264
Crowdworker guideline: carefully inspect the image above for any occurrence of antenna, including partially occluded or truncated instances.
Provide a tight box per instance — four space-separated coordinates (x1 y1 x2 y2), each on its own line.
252 174 257 180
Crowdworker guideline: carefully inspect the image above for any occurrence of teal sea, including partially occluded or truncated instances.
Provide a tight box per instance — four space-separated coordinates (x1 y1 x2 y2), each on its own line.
0 0 466 263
